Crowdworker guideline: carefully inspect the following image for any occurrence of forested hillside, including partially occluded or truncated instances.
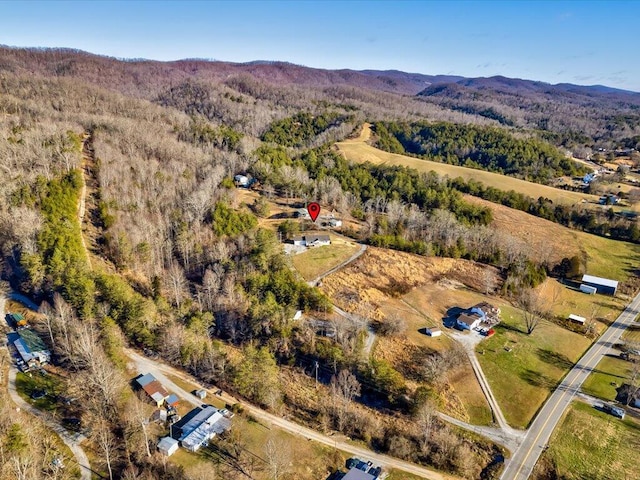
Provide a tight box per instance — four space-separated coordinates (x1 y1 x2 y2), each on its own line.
373 121 588 183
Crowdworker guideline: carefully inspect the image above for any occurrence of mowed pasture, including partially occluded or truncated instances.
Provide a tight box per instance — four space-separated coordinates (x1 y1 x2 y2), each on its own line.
337 124 596 206
532 401 640 480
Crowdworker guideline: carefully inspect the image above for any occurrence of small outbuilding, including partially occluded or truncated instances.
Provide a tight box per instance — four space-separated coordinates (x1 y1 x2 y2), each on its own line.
568 314 586 325
194 389 207 400
425 327 442 337
157 436 179 457
581 274 618 295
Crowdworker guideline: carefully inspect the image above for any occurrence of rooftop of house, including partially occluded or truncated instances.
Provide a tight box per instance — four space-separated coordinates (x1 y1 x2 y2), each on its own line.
457 312 482 324
135 373 157 388
142 380 169 402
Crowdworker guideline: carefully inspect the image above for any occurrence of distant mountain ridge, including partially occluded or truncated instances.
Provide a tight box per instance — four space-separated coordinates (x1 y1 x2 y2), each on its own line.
1 45 637 97
1 46 639 147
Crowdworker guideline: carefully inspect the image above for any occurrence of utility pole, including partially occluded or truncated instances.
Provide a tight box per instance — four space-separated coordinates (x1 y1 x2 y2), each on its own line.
314 361 319 388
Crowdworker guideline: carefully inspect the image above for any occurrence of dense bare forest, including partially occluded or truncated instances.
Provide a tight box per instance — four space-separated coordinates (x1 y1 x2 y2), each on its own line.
1 47 639 479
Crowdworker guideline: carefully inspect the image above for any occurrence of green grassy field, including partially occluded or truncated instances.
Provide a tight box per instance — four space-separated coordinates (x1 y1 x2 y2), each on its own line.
581 355 633 401
15 370 66 413
533 401 640 480
337 126 596 206
291 235 360 281
477 306 593 428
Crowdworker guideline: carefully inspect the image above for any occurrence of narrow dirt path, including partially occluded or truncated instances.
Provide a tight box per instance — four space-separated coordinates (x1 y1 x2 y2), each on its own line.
78 133 92 269
7 367 93 480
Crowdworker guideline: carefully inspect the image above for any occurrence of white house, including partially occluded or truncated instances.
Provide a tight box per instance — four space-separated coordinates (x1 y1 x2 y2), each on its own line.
157 436 179 457
290 234 331 247
456 313 482 330
234 175 250 187
329 218 343 228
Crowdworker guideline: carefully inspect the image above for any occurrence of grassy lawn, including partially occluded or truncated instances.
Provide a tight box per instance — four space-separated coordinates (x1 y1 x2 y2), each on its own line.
476 306 592 428
532 401 640 480
291 235 360 281
337 126 595 206
15 370 66 413
582 355 633 401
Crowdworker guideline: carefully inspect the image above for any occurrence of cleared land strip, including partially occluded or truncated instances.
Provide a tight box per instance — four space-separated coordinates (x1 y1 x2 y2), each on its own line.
125 348 458 480
337 124 596 206
500 290 640 480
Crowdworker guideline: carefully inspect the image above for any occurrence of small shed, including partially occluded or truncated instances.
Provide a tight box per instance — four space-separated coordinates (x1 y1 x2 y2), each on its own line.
165 394 180 408
195 389 207 400
568 314 586 325
329 218 343 228
425 327 442 337
293 310 303 321
581 274 618 295
157 436 179 457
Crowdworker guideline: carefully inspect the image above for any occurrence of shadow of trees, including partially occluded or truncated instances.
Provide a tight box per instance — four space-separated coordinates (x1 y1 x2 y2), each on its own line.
536 348 574 370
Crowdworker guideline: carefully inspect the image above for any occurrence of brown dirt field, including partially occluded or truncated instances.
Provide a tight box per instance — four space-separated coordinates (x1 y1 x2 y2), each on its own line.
464 195 583 265
321 247 497 321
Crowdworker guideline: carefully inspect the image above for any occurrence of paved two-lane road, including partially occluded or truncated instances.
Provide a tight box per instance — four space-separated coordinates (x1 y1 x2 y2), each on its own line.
501 291 640 480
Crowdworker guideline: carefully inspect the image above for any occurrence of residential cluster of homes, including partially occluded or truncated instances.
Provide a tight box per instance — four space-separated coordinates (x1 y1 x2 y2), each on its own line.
456 302 501 331
296 208 343 228
134 373 232 456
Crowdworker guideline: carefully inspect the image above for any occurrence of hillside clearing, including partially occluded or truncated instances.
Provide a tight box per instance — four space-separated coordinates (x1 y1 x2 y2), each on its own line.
290 235 360 281
321 247 494 424
465 195 640 285
337 125 596 206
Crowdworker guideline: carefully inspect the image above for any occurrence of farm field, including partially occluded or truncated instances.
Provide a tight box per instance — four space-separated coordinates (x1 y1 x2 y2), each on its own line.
290 235 360 281
337 124 596 206
581 355 633 401
532 401 640 480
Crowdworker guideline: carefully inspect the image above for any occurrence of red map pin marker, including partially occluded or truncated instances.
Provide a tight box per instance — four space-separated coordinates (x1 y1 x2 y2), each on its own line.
307 202 321 222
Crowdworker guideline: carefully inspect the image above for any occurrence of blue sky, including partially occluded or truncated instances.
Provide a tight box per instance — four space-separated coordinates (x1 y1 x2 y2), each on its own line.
1 0 638 91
